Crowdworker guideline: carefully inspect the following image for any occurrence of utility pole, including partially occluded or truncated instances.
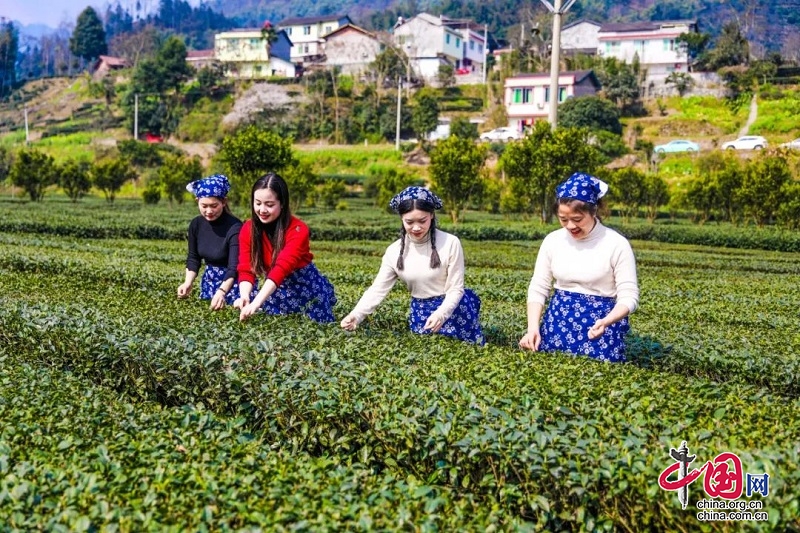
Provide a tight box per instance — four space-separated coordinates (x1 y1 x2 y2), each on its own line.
134 93 139 140
541 0 577 129
23 105 29 144
395 77 402 150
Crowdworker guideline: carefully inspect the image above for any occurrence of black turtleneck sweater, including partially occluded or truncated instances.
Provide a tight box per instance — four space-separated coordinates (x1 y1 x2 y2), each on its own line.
185 211 242 281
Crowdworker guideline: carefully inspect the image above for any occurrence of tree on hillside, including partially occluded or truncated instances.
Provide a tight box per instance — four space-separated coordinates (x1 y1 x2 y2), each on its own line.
665 72 694 96
609 168 646 222
705 21 750 70
157 154 203 205
558 96 622 135
430 136 487 223
411 93 439 141
642 173 670 222
58 160 92 202
500 122 601 222
9 149 57 202
0 146 11 184
92 158 137 203
0 20 18 97
157 36 193 92
739 154 791 226
449 116 478 140
219 125 295 205
595 58 641 115
70 7 108 64
104 2 134 39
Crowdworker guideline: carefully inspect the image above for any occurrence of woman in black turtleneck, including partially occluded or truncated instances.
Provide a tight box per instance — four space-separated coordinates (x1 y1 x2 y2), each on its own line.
177 174 245 311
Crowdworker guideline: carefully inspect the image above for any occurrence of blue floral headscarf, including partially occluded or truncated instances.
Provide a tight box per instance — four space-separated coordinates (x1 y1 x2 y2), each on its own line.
389 186 444 213
555 172 609 205
186 174 231 199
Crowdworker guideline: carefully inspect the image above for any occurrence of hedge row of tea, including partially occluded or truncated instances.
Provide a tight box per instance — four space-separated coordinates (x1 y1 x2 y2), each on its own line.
1 228 799 531
0 363 517 531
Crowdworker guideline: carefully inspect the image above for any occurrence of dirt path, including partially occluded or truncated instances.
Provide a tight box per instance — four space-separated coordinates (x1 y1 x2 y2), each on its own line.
740 94 758 137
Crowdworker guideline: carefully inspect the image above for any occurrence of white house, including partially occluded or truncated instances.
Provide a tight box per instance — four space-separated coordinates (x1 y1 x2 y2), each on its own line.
504 70 602 131
597 20 697 81
560 19 601 55
319 24 383 75
278 14 352 64
440 16 487 74
214 29 296 79
392 13 464 82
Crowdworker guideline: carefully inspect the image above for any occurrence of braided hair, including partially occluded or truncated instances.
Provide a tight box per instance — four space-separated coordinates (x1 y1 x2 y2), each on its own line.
249 172 291 277
395 198 441 271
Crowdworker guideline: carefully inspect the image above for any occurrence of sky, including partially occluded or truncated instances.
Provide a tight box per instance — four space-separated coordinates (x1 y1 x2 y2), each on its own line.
1 0 170 30
1 1 97 28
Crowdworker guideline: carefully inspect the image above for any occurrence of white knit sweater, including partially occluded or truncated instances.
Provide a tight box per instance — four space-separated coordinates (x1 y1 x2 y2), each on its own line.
349 229 466 324
527 221 639 313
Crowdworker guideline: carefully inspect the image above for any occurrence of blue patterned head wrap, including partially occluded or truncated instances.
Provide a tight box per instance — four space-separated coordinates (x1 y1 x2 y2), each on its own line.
186 174 231 199
555 172 608 205
389 186 443 213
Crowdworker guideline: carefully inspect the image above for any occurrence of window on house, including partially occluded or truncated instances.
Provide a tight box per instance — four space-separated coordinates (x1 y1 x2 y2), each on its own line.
635 40 645 52
303 26 311 35
446 34 451 44
470 41 475 50
558 87 567 102
249 38 259 46
544 87 550 102
605 41 620 54
523 88 532 103
325 25 332 33
663 39 675 51
303 44 309 53
456 38 461 47
254 65 262 74
287 28 292 35
478 44 483 54
513 89 523 104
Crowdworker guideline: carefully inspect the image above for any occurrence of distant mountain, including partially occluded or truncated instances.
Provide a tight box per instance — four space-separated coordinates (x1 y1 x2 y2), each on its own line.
14 22 58 39
208 0 800 54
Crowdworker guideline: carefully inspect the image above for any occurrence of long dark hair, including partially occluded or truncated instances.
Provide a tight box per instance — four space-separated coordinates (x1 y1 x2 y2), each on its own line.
250 172 292 277
396 198 441 271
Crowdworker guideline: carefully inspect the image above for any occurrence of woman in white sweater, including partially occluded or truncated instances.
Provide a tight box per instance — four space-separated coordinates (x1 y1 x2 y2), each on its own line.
519 172 639 362
340 186 484 344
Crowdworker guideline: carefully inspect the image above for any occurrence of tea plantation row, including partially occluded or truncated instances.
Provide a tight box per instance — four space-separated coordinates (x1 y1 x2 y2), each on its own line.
1 228 798 531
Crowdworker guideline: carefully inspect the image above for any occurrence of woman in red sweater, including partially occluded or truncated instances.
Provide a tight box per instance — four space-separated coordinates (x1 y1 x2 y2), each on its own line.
234 172 336 323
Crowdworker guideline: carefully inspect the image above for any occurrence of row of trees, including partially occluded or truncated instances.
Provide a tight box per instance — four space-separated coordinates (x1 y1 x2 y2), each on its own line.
1 121 798 230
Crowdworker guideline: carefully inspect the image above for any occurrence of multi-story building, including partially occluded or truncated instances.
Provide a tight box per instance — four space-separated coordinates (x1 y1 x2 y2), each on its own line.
440 17 487 75
504 70 601 131
597 20 696 80
278 14 352 65
317 24 384 76
392 13 464 82
214 29 295 78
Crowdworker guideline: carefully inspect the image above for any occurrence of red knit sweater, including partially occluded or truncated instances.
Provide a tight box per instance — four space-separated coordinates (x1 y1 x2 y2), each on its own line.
237 216 313 287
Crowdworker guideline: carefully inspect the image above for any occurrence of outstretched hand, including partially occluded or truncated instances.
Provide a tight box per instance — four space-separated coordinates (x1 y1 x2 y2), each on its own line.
340 315 358 331
177 282 192 299
519 330 541 351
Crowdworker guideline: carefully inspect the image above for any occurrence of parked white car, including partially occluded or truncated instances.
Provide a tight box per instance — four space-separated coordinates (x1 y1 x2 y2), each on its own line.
721 136 768 150
779 138 800 150
480 127 522 142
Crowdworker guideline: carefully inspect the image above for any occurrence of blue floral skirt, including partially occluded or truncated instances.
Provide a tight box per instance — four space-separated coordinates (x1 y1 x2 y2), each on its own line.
410 289 485 345
260 263 337 323
539 289 629 362
200 265 245 306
